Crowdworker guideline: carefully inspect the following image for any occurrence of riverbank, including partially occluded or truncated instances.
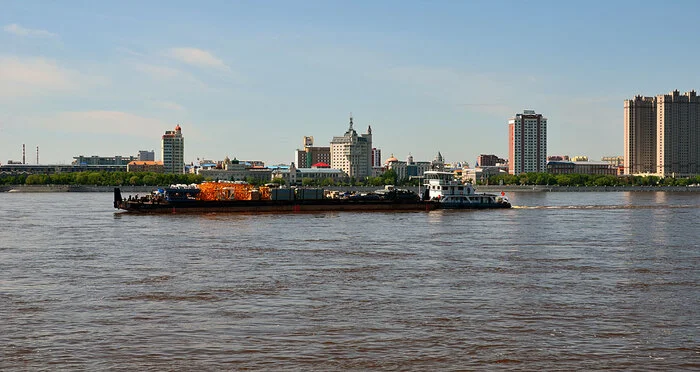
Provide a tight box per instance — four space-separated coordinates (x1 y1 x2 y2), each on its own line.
476 185 700 192
1 184 699 193
0 185 157 193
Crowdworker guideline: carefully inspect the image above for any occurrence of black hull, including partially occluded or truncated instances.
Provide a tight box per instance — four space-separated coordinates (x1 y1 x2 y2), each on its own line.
113 188 511 214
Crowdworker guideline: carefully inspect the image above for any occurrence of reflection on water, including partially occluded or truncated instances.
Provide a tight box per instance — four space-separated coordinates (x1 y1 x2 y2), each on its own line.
0 191 698 371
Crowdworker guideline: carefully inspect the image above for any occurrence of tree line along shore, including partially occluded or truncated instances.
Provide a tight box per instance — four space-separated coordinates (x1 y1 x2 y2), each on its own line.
1 170 699 192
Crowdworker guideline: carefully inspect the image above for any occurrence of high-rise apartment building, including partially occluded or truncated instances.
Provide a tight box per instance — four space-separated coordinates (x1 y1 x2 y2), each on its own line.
656 90 700 177
624 90 700 176
508 110 547 174
623 95 657 174
162 124 184 174
330 116 372 179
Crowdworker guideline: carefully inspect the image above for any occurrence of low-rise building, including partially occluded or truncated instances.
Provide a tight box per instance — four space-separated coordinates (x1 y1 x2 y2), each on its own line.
127 161 164 173
463 166 509 184
271 162 346 186
72 155 139 166
547 161 617 175
386 154 432 182
0 164 126 175
197 157 271 183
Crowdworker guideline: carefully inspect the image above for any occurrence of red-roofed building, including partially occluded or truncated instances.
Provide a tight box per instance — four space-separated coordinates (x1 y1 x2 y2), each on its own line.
127 160 165 173
312 162 330 168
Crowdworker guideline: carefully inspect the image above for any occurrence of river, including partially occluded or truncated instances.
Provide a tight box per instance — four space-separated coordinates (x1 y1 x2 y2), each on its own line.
1 192 698 370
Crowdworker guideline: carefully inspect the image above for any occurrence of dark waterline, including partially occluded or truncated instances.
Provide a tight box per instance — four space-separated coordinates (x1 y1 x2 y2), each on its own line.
1 192 698 370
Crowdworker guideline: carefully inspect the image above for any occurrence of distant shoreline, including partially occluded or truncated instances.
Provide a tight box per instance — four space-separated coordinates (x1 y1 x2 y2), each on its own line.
1 184 699 193
0 185 157 193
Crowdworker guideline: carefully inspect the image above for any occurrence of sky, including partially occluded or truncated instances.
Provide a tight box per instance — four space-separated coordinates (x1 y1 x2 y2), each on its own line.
2 0 700 167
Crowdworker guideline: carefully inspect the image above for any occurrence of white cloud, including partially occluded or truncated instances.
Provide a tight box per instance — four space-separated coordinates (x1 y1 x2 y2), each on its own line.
130 62 207 88
166 47 229 71
3 23 57 38
151 100 186 112
132 62 182 79
0 56 107 98
115 47 145 57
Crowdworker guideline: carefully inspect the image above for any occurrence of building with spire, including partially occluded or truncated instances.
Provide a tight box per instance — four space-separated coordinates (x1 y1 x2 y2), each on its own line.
432 151 445 171
162 124 184 174
330 116 373 180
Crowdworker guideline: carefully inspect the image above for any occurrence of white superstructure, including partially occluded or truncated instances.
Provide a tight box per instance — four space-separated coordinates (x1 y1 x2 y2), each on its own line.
423 171 509 208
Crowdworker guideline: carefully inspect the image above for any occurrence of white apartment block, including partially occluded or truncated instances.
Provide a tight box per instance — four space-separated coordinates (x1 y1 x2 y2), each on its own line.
162 124 184 174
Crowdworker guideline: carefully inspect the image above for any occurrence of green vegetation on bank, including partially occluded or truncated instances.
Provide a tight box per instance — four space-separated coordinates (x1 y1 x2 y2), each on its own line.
1 170 698 188
485 173 700 187
0 171 204 186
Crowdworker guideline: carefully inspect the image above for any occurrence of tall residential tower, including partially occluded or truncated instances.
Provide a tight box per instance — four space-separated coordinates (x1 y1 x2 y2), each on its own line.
656 90 700 177
623 95 657 174
162 124 184 174
508 110 547 175
623 90 700 176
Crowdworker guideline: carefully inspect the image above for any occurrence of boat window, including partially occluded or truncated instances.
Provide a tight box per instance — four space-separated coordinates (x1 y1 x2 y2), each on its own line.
442 186 448 190
458 186 463 190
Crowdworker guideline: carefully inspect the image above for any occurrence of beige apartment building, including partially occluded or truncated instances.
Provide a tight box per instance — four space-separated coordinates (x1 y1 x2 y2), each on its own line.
624 95 657 175
330 117 372 180
161 124 185 174
656 90 700 177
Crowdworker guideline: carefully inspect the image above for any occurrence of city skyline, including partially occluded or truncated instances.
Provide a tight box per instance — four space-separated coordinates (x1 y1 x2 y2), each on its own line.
2 1 700 166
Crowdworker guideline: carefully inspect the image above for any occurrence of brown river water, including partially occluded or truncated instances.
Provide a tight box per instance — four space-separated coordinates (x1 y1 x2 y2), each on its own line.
1 191 698 370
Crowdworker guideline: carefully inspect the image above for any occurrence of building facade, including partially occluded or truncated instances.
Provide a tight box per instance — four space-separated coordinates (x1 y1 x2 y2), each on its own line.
624 90 700 176
547 161 617 176
294 136 331 169
162 125 184 174
386 154 432 182
0 164 126 175
72 155 138 166
138 150 155 161
330 117 372 180
624 95 657 175
127 161 164 173
197 157 272 183
371 148 382 167
271 162 346 186
656 90 700 177
508 110 547 174
477 154 506 167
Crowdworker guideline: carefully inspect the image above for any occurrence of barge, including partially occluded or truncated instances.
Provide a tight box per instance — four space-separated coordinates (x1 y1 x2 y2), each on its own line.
113 177 511 214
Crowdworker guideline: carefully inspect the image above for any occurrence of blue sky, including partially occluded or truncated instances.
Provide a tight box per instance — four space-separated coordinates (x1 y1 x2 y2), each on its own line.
2 0 699 166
